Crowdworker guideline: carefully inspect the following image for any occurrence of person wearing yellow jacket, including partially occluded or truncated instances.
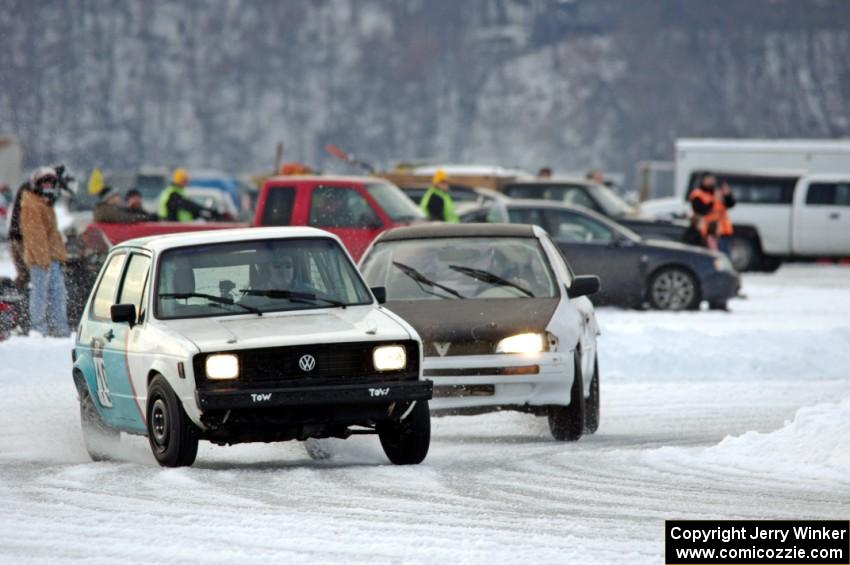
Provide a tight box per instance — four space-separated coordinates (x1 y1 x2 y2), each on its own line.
419 169 459 223
20 167 70 337
158 168 220 222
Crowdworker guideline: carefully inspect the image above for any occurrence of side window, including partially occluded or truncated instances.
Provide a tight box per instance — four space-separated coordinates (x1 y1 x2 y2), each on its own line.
91 253 126 320
507 207 545 228
806 183 850 206
687 172 796 204
559 188 599 211
117 254 152 323
550 210 614 243
260 187 296 226
308 186 379 228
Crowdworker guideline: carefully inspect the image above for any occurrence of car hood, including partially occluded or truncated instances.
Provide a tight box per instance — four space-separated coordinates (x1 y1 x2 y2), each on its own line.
384 298 559 356
642 238 717 258
163 306 412 352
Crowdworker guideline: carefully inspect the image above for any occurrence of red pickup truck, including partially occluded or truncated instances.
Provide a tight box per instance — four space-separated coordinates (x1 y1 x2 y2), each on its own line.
81 175 424 261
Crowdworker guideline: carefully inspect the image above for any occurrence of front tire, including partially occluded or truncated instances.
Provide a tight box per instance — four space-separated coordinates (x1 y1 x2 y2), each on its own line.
648 267 700 311
79 385 120 461
147 375 199 468
377 401 431 465
548 353 585 441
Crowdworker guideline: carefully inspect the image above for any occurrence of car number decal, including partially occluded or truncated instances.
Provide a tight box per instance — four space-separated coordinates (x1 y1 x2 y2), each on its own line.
93 357 113 408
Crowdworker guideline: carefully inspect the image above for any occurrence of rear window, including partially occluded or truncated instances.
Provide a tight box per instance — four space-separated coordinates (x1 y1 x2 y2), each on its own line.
261 186 295 225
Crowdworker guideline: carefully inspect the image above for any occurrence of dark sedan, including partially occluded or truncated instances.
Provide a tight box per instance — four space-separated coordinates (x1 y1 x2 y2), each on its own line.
497 200 739 311
502 178 689 242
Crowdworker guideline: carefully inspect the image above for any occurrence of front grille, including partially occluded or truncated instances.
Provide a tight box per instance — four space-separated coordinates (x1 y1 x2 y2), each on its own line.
194 340 420 387
426 340 494 357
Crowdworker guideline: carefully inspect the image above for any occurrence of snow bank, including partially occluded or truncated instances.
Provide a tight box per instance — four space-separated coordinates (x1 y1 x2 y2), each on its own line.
598 266 850 380
645 397 850 482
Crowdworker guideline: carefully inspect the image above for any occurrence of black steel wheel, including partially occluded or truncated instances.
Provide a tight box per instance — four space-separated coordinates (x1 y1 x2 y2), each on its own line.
79 384 120 461
377 400 431 465
146 375 198 468
548 352 585 441
648 267 700 311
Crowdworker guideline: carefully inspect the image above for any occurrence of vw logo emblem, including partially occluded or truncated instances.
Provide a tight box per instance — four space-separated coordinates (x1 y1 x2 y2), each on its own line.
298 354 316 372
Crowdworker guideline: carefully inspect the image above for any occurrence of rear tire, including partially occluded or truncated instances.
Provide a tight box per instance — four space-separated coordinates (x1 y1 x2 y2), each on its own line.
147 375 199 468
648 267 700 311
79 385 121 461
728 236 758 272
584 356 600 434
378 401 431 465
548 353 585 441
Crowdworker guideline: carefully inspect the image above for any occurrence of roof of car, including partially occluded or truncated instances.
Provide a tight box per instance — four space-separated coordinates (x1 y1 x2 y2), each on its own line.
375 223 539 242
264 174 387 185
503 177 596 187
117 226 339 252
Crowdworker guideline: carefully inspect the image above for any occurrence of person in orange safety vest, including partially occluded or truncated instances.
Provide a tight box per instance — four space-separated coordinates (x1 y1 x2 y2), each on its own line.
688 173 736 255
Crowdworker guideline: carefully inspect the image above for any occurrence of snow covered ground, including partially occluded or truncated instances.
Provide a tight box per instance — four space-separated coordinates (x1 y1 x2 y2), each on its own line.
1 260 849 564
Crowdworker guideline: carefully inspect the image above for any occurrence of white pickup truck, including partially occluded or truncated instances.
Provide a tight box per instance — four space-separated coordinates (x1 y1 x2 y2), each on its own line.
641 139 850 271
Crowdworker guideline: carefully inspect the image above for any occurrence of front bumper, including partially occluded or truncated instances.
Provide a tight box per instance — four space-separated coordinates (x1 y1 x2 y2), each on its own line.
196 379 433 410
424 352 573 411
701 270 740 302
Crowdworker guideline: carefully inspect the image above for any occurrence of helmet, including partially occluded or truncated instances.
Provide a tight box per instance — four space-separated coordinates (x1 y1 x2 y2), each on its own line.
31 166 57 186
172 168 189 186
432 169 448 185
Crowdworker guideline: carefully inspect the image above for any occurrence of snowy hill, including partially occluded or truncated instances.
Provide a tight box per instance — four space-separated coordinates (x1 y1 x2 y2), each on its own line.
2 0 849 182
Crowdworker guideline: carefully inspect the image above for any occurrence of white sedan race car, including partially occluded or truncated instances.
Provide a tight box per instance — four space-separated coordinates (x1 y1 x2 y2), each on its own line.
72 227 432 467
360 223 601 441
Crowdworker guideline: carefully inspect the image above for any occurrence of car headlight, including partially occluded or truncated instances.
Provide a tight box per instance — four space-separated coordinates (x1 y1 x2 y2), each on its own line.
496 333 547 354
206 353 239 380
713 254 735 272
373 345 407 371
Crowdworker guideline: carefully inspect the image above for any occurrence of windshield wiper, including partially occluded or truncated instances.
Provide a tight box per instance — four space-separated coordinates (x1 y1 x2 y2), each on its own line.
448 265 535 298
158 292 263 315
240 289 347 308
392 262 464 299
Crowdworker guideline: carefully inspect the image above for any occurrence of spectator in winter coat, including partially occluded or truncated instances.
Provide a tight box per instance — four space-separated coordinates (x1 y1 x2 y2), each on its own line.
20 167 70 337
124 189 158 220
94 186 158 223
688 173 736 256
158 168 219 222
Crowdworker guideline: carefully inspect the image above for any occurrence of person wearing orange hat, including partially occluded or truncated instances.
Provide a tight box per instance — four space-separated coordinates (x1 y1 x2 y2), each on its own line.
418 169 459 223
158 168 219 222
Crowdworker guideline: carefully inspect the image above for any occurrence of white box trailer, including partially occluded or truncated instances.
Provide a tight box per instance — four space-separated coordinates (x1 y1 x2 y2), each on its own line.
641 139 850 271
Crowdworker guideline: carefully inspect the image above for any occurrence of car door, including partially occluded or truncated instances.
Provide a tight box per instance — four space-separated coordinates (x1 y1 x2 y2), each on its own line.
796 181 850 254
112 252 153 433
80 251 136 429
794 180 834 255
307 185 385 260
543 208 643 305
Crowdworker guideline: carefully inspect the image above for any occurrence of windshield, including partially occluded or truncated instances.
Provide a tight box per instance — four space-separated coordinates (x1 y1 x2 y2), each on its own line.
589 184 639 218
361 237 557 301
155 237 372 319
366 183 424 222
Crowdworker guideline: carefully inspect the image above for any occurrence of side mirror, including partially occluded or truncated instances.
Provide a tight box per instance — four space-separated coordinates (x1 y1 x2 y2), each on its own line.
110 304 137 327
371 286 387 304
567 275 600 298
